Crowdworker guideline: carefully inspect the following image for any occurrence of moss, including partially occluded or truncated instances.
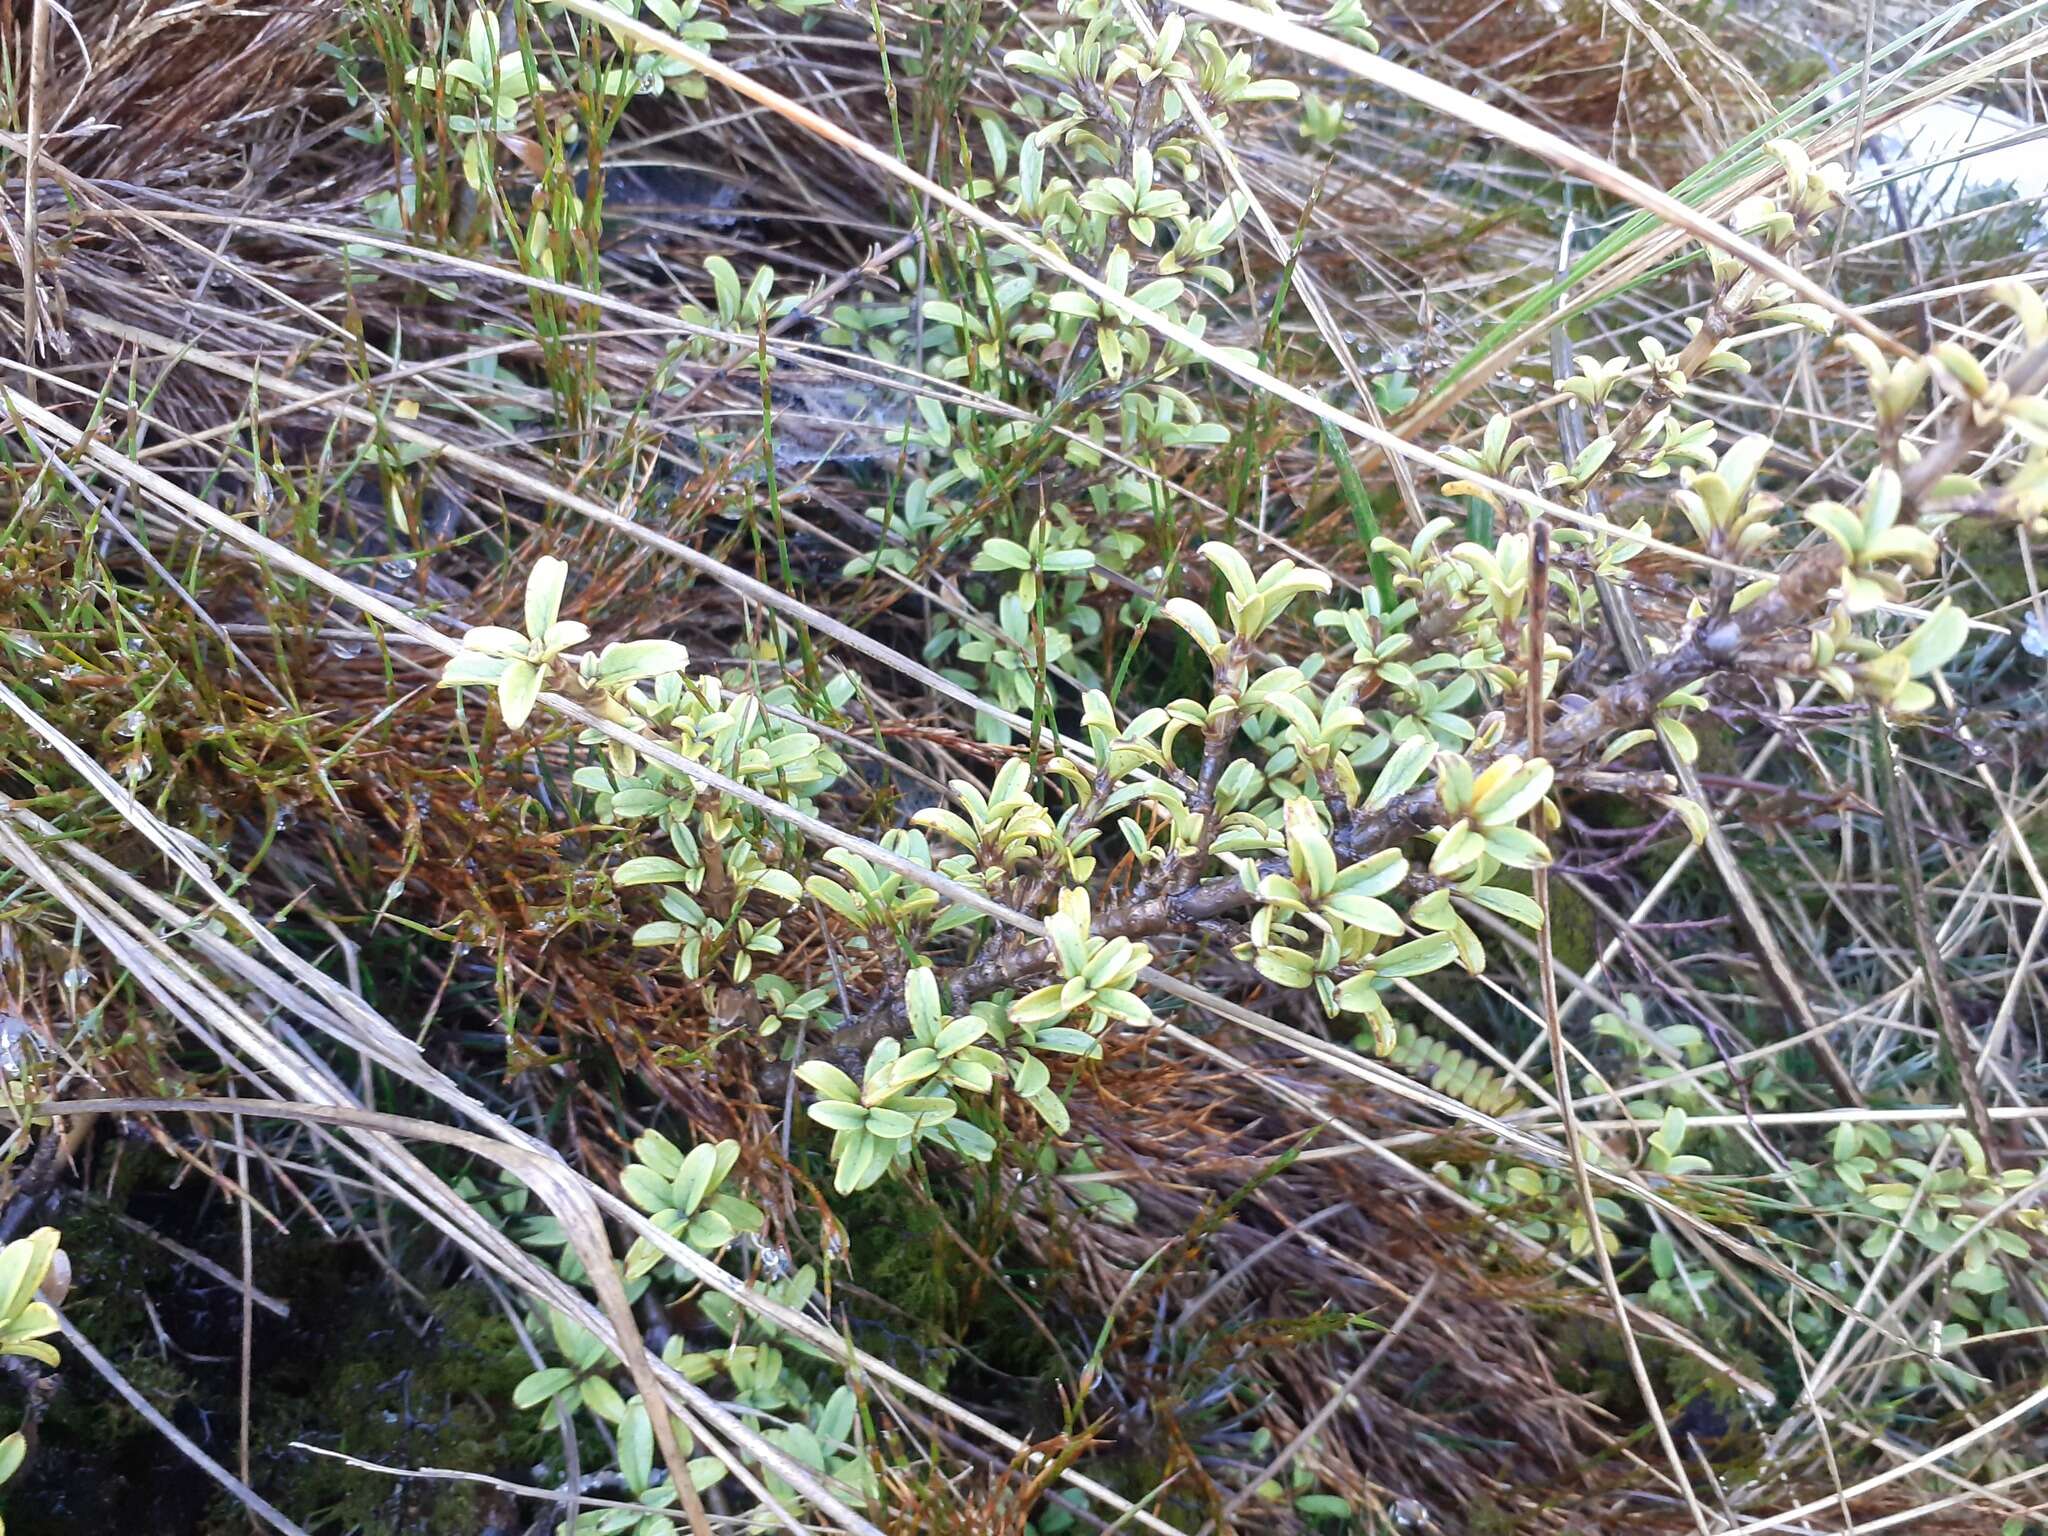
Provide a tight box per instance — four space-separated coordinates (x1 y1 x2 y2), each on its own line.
11 1197 210 1534
1465 1494 1517 1535
8 1182 539 1536
826 1159 1070 1432
836 1174 968 1384
206 1264 541 1535
1946 518 2034 609
1544 878 1601 977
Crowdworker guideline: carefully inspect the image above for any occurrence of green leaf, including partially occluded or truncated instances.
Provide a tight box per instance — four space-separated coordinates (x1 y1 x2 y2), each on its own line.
673 1142 719 1214
620 1164 674 1215
1473 759 1553 824
752 868 802 904
3 1335 57 1368
1900 600 1968 677
807 1100 869 1132
440 651 511 687
513 1366 576 1409
0 1231 56 1321
943 1117 998 1161
862 1106 919 1140
1656 793 1710 847
525 556 569 641
497 659 542 729
1285 798 1337 898
594 639 691 685
1026 1086 1071 1134
1254 945 1318 989
805 876 865 922
1159 597 1223 657
616 856 693 887
795 1061 861 1102
933 1015 988 1055
1295 1493 1352 1518
685 1208 735 1251
1009 985 1071 1027
904 967 943 1035
1372 933 1460 979
1655 1105 1688 1155
1320 419 1394 609
973 537 1032 571
686 1456 728 1492
634 1130 684 1182
1033 1026 1101 1056
1323 892 1401 936
580 1375 629 1424
1462 884 1542 928
833 1129 890 1194
706 255 742 319
1367 732 1435 808
1478 825 1550 868
620 1400 655 1492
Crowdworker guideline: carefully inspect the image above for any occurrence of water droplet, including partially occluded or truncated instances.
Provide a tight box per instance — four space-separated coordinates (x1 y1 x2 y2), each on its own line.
123 753 152 783
61 966 92 991
0 1013 29 1077
328 634 365 661
116 710 146 740
2021 610 2048 659
381 557 418 580
3 631 45 658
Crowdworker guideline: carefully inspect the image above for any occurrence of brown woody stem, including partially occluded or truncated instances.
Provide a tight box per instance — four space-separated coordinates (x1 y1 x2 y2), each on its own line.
800 546 1844 1070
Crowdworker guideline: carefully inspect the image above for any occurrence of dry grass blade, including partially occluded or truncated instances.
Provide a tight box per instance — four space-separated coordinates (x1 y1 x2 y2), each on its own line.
1175 0 1900 350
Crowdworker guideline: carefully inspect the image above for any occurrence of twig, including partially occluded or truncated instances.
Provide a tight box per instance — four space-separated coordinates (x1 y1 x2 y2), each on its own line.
805 547 1848 1068
1209 1274 1439 1532
1549 253 1865 1107
1868 707 1998 1161
106 1210 290 1319
1526 520 1712 1535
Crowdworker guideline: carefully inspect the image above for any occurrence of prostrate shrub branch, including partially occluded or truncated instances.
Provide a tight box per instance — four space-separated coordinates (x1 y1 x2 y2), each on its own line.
439 126 2046 1198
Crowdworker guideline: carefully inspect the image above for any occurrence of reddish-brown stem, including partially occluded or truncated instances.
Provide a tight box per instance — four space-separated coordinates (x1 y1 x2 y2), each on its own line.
798 546 1845 1070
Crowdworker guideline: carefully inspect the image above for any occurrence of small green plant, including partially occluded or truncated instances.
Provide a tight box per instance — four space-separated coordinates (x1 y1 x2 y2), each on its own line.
619 1130 765 1278
443 201 2043 1198
0 1226 66 1534
0 1227 63 1369
504 1132 875 1529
